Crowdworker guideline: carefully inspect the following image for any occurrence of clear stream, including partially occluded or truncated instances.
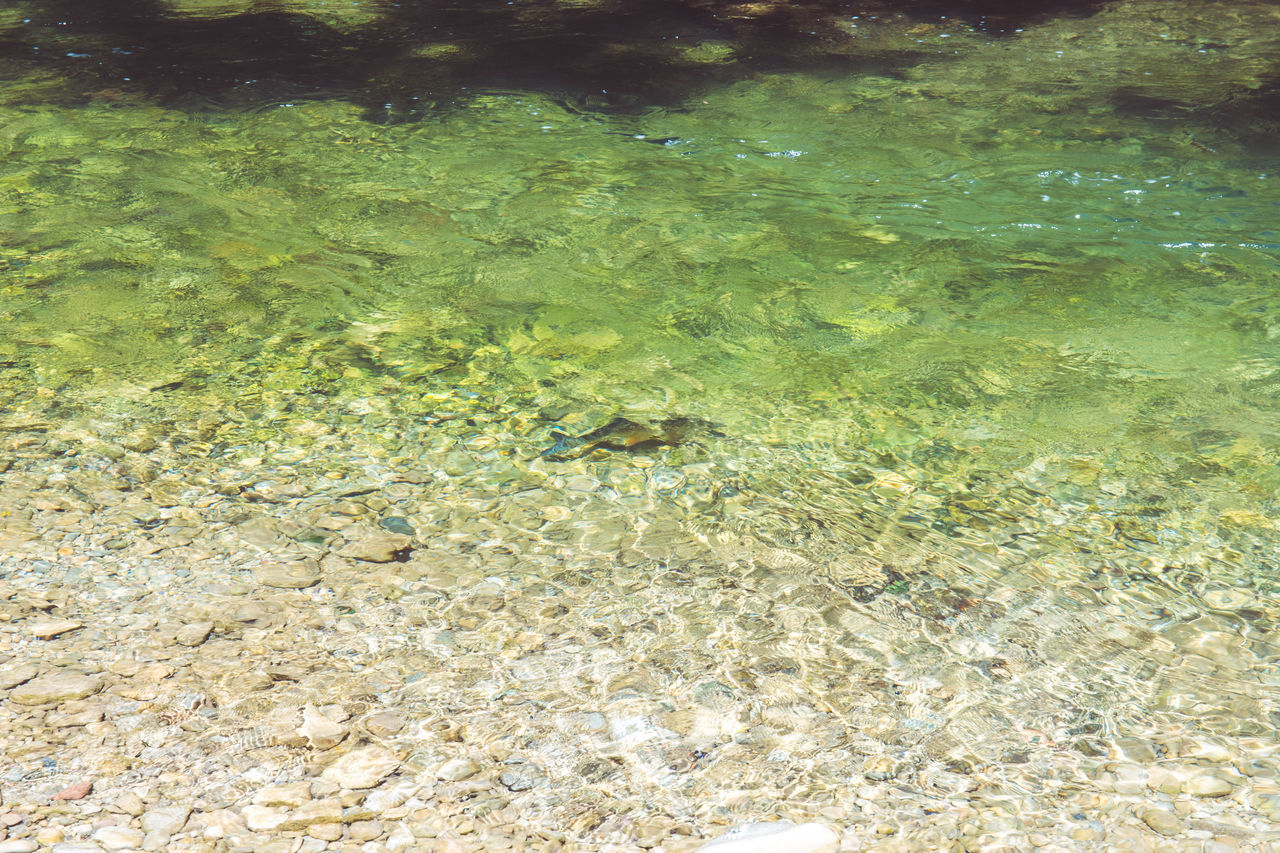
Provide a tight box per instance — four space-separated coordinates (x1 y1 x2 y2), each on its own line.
2 0 1280 839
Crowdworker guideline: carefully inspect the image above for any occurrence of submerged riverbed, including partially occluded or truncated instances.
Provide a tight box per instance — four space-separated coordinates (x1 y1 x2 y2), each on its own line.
2 0 1279 850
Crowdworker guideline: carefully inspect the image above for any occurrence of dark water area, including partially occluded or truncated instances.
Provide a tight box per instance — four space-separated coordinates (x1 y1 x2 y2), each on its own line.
2 0 1280 847
2 0 1120 115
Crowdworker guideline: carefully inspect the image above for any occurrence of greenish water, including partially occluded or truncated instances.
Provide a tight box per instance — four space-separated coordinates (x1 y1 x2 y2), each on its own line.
4 6 1280 515
6 2 1280 504
3 0 1280 796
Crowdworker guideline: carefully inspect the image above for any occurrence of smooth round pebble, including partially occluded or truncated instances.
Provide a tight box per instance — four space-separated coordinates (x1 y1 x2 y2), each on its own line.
1186 775 1235 798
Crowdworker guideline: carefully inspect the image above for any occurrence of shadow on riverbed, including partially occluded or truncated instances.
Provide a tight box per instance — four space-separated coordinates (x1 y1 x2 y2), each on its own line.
0 0 1111 121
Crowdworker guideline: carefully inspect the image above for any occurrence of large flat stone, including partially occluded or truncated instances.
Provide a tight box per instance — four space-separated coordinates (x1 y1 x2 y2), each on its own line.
28 619 83 639
10 671 103 706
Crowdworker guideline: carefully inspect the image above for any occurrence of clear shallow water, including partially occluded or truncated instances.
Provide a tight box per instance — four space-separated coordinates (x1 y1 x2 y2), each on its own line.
3 0 1280 840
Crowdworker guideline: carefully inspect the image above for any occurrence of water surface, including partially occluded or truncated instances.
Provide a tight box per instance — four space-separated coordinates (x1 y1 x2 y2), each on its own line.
2 0 1280 841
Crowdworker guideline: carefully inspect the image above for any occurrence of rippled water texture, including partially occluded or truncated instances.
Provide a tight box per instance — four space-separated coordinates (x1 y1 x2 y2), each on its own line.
2 0 1280 845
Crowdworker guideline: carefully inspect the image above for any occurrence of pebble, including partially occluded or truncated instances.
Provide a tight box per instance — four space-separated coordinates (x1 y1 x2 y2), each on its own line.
254 781 312 808
52 779 94 800
378 517 415 536
1186 775 1235 798
91 826 144 850
34 828 65 845
1139 807 1183 836
321 745 401 789
198 808 246 838
338 533 413 562
242 805 288 832
0 841 39 853
5 362 1280 853
695 821 839 853
362 783 417 812
140 805 190 836
307 822 343 841
1111 763 1147 795
175 621 214 646
363 711 406 737
298 704 347 750
111 792 146 817
10 672 102 705
49 844 104 853
499 766 541 791
384 824 416 852
442 452 472 476
435 758 481 782
280 799 343 831
253 561 322 589
1181 739 1233 763
1147 767 1182 795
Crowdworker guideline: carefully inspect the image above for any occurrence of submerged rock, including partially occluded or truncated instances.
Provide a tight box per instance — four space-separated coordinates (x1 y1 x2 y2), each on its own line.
11 672 102 706
338 532 412 563
695 821 839 853
28 618 82 639
321 745 400 789
253 561 322 589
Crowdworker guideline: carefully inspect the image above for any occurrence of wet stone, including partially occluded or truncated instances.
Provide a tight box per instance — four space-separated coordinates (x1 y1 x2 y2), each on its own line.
174 620 214 646
112 792 146 816
34 829 65 846
498 760 546 792
338 533 413 563
364 710 406 737
321 745 401 789
198 808 247 838
0 663 39 690
362 783 418 812
298 704 347 749
0 841 38 853
443 452 473 476
46 701 105 727
1186 774 1235 797
249 672 279 692
1140 807 1183 836
280 799 342 831
306 822 342 842
254 781 312 808
10 671 102 705
52 780 93 800
242 805 288 832
1147 767 1182 795
140 805 190 836
28 618 82 639
253 561 322 589
91 826 144 851
378 516 415 536
435 757 481 782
